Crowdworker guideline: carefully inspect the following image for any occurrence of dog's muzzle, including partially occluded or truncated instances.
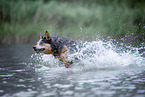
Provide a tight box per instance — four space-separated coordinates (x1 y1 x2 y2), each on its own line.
33 46 37 51
33 46 45 53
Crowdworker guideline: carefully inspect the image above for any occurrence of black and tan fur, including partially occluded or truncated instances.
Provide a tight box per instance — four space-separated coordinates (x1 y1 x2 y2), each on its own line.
33 31 78 68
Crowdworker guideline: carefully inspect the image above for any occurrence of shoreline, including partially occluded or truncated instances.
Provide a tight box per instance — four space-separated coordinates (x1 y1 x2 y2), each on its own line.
0 34 144 45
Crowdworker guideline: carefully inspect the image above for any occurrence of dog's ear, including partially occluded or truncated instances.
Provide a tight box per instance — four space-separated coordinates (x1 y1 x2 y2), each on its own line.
45 31 51 40
40 33 43 39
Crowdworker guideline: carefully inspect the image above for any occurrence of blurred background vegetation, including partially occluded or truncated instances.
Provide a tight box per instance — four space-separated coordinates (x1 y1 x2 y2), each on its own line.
0 0 145 44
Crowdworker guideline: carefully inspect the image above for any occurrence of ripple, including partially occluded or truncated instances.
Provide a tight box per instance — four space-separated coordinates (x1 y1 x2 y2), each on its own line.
0 90 4 93
137 90 145 94
61 90 74 96
0 74 13 77
53 84 73 89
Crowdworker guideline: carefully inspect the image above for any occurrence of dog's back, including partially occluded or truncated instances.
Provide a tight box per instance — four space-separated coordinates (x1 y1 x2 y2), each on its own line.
51 36 78 54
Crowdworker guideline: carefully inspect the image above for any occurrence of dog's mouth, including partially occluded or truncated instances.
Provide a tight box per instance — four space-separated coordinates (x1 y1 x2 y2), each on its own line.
33 46 45 53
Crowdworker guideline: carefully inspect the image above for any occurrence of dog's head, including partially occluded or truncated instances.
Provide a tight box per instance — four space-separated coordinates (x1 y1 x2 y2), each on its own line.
33 31 54 54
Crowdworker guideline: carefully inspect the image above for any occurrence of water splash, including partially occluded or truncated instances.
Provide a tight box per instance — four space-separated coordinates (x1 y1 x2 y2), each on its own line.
31 39 145 70
68 40 144 68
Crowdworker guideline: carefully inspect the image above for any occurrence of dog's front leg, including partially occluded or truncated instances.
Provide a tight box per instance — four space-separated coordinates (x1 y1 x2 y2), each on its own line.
60 53 70 68
58 45 70 68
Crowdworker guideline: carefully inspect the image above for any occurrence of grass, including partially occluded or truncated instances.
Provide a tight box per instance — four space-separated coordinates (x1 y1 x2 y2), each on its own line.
0 0 144 44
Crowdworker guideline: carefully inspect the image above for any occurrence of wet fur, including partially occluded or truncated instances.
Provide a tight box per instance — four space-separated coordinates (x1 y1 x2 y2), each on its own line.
33 31 78 68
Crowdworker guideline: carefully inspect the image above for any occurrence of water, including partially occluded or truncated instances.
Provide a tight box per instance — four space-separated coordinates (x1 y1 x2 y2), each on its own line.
0 39 145 97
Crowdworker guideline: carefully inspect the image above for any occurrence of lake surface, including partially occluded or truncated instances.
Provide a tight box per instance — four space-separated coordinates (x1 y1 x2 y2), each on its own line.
0 40 145 97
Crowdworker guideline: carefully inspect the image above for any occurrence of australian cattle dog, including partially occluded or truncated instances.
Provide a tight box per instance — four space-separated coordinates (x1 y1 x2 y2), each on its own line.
33 31 78 68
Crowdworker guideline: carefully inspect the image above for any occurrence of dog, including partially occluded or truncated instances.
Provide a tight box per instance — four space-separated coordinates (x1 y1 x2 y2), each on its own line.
33 31 78 68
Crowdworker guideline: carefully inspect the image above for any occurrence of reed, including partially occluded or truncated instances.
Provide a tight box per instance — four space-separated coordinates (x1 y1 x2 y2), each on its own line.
0 0 144 44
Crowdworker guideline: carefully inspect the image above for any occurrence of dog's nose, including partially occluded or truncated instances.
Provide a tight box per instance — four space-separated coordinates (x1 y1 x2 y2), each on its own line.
33 46 36 51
